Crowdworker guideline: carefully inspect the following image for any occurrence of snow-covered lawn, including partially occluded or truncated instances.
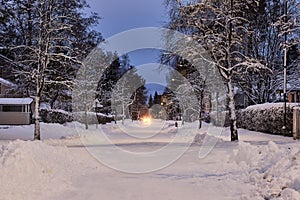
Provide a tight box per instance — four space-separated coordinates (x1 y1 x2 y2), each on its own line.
0 120 299 200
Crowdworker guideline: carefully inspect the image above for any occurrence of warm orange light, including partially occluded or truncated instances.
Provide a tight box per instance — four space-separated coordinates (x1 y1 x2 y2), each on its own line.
142 116 152 125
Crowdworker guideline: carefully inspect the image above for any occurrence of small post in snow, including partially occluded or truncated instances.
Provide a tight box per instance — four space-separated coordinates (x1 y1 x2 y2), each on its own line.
293 107 300 140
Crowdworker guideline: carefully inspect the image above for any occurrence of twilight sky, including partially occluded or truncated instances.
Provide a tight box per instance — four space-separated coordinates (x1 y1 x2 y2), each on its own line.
87 0 168 38
86 0 171 94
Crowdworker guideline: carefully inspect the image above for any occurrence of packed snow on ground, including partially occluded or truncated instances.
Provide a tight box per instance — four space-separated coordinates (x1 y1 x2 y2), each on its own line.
0 122 78 140
0 119 299 200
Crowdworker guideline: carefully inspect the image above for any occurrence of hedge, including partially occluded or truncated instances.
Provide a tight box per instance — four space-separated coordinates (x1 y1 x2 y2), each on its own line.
210 103 299 136
40 109 72 124
40 109 114 125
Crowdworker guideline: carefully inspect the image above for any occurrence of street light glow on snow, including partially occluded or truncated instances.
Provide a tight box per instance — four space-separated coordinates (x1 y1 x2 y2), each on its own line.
141 116 152 125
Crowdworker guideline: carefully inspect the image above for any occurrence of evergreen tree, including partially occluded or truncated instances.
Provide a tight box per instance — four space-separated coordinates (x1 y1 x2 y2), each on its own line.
153 91 161 105
131 85 148 116
111 66 146 124
148 94 154 108
97 54 121 113
97 53 136 114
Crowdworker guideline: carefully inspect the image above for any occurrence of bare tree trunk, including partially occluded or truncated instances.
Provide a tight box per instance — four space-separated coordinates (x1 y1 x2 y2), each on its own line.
198 112 202 129
216 92 220 125
34 96 41 140
84 108 88 130
227 79 238 141
122 103 125 125
198 90 204 129
198 101 202 129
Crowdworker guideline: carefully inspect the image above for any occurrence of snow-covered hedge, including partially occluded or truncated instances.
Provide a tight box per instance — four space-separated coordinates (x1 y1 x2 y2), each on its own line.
211 103 299 136
40 109 114 124
72 112 114 124
239 103 296 135
40 109 72 124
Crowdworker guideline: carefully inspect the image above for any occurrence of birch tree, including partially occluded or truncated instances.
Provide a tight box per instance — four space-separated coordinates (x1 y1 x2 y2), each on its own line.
111 67 146 124
235 0 299 105
165 0 266 141
1 0 102 139
73 48 112 129
276 0 300 91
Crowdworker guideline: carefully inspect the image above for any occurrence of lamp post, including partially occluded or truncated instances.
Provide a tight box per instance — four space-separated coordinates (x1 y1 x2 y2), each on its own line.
282 0 288 134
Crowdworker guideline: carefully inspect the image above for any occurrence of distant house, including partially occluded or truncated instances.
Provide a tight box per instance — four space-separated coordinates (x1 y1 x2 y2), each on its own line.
287 89 300 103
277 85 300 103
0 62 34 125
0 98 33 125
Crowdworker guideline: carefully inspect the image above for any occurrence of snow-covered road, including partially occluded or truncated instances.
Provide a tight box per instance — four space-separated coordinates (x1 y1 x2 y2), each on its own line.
0 120 299 200
57 141 251 200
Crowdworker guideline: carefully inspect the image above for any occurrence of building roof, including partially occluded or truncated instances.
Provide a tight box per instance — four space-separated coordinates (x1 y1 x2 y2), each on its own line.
0 98 33 105
277 83 300 91
0 78 17 88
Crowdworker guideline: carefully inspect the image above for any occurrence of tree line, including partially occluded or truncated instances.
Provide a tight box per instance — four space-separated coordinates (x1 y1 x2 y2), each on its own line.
0 0 299 141
163 0 299 140
0 0 148 138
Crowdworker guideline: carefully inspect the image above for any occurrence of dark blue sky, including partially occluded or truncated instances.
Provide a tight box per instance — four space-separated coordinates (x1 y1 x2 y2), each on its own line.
86 0 171 95
87 0 168 38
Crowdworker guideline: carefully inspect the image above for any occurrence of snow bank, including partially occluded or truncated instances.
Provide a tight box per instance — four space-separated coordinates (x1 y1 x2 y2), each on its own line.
0 140 77 199
245 103 299 111
230 141 300 200
0 122 79 140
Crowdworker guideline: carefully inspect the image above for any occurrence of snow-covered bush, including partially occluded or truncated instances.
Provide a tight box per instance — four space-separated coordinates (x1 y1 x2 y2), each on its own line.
96 114 114 124
72 112 114 124
40 109 72 124
40 108 114 125
240 103 296 136
211 103 298 136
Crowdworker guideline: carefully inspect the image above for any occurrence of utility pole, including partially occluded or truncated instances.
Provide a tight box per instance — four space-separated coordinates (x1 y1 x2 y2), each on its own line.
282 0 288 134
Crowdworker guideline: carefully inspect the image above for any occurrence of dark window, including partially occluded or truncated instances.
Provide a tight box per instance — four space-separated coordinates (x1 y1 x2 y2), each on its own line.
2 105 23 112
